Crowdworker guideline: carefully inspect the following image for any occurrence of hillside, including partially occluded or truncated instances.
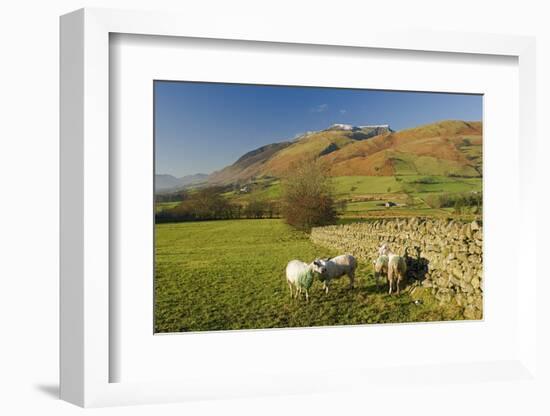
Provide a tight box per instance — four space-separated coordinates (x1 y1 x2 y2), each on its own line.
324 120 482 177
156 174 183 191
206 120 481 185
207 141 291 184
208 124 394 184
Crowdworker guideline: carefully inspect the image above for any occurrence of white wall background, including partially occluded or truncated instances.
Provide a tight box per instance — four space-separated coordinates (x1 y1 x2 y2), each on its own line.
0 0 548 415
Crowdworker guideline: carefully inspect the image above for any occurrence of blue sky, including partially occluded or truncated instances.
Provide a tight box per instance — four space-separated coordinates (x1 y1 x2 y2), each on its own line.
155 81 482 177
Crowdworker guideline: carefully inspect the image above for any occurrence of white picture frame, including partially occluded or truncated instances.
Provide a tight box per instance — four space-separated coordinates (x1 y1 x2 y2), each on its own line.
60 7 539 408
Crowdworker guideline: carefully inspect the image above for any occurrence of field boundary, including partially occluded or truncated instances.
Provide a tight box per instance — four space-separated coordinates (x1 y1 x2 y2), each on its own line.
311 218 483 319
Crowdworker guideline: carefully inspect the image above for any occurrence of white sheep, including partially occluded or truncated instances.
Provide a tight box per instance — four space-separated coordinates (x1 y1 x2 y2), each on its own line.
377 244 407 295
316 254 357 293
285 259 325 302
387 254 407 295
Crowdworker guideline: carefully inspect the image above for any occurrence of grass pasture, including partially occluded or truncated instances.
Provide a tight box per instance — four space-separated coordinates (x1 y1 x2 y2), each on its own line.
156 174 482 220
155 201 181 213
390 152 479 177
333 175 482 218
332 175 404 196
155 219 463 333
402 175 481 196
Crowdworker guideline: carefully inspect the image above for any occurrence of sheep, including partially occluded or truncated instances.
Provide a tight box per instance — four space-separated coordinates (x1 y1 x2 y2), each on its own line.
373 255 389 287
387 254 407 295
316 254 357 293
285 259 326 302
377 243 407 294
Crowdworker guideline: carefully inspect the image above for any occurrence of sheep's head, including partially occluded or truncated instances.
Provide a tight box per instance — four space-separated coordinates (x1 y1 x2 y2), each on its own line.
378 243 390 256
311 259 328 275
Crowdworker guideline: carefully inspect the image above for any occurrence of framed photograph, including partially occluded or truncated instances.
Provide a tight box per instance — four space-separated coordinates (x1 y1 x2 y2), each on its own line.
152 80 484 333
60 8 539 408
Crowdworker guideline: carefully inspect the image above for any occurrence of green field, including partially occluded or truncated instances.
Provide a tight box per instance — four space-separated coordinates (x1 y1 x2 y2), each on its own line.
329 176 482 218
390 152 479 177
333 176 404 195
155 219 463 332
155 201 181 212
156 175 482 224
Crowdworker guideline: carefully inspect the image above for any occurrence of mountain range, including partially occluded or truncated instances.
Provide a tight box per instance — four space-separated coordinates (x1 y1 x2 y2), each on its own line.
207 124 395 184
155 173 208 192
155 120 482 192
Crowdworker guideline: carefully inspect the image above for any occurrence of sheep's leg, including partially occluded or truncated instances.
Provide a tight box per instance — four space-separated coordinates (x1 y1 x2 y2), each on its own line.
388 268 395 295
305 290 309 302
324 281 329 294
288 281 293 298
349 271 355 289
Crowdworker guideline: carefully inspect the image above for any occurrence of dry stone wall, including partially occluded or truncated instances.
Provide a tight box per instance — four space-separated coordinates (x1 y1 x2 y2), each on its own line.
310 218 483 319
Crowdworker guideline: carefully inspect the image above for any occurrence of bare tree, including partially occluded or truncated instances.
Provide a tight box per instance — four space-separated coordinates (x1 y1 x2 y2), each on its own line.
281 157 337 231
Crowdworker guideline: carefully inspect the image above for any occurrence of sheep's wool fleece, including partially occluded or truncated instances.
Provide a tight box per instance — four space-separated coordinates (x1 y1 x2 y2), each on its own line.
389 255 407 273
296 269 314 290
375 255 388 272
